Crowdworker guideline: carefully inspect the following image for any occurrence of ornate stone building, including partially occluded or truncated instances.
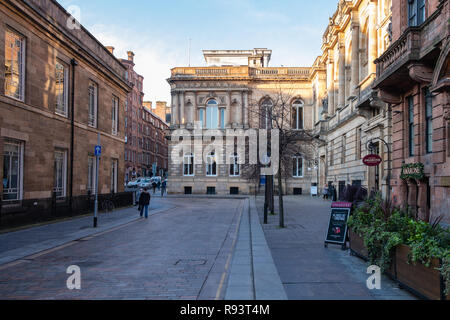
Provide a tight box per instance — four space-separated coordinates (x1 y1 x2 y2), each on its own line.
315 0 393 198
373 0 450 223
0 0 130 224
167 49 320 195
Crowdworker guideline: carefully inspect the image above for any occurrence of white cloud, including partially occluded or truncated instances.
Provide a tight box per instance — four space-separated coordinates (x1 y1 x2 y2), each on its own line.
89 23 184 104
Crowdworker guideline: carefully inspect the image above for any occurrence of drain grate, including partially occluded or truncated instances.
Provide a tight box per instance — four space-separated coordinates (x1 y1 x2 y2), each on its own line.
174 259 207 266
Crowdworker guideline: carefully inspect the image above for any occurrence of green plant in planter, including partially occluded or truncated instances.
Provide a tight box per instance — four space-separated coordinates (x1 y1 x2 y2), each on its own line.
438 252 450 296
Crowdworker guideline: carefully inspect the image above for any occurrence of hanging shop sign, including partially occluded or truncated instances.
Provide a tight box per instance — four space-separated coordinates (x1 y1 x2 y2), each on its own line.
400 163 425 180
363 154 383 167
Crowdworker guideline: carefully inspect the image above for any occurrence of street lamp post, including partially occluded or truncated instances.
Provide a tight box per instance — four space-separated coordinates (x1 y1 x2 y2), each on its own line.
367 138 392 201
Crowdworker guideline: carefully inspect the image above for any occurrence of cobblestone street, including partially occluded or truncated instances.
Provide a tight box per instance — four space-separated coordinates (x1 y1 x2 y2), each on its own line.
0 198 243 300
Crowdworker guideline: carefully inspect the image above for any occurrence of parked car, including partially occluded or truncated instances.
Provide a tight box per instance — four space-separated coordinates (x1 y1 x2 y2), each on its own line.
127 178 143 189
138 178 152 189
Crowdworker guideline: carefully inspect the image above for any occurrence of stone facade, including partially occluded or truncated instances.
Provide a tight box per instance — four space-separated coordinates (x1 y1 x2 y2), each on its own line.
143 101 171 124
119 51 145 182
167 49 319 196
315 0 393 199
373 0 450 223
0 0 130 208
141 105 169 177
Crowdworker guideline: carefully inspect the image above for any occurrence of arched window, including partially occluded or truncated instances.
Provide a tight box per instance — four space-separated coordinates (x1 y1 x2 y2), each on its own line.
206 152 217 176
183 153 194 176
292 100 304 130
230 153 240 177
206 100 219 129
293 155 304 178
261 98 273 129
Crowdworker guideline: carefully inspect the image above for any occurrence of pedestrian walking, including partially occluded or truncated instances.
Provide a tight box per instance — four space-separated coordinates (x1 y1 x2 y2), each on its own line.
323 186 329 200
138 187 151 219
161 179 167 197
152 181 157 194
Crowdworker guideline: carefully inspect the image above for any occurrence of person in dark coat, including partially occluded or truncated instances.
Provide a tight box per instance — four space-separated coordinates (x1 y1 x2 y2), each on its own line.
152 181 157 194
139 188 151 219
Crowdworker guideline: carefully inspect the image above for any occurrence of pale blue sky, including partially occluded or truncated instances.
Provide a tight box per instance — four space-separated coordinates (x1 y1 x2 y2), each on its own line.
60 0 337 103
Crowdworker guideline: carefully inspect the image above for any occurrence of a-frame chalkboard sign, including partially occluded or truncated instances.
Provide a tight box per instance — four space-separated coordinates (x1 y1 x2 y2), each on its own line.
324 202 352 250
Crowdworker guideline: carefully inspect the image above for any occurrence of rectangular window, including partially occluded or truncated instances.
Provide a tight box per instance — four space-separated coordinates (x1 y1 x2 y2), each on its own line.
356 127 362 160
230 154 240 177
408 0 426 26
342 136 346 164
330 140 334 166
87 156 96 193
2 139 23 201
220 108 225 129
88 82 98 127
408 96 415 157
293 156 304 178
55 62 68 117
111 159 118 193
206 153 217 176
183 153 194 176
4 29 25 101
112 96 119 135
199 109 205 128
425 88 433 154
54 150 67 198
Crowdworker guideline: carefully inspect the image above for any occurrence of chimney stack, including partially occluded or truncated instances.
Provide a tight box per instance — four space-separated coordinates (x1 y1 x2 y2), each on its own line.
127 51 135 62
106 46 115 55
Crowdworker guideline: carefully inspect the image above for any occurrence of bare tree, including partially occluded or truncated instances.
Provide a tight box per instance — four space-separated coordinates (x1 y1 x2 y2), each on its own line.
247 86 319 228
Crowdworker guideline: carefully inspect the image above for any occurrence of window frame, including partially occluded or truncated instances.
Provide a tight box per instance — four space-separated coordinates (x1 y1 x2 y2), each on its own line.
87 156 97 194
206 100 219 129
206 152 217 177
88 81 98 128
55 61 69 117
54 150 67 198
2 139 24 201
183 153 194 177
292 100 304 130
408 96 415 157
4 28 26 102
230 153 240 177
292 156 304 178
112 96 119 135
424 88 433 154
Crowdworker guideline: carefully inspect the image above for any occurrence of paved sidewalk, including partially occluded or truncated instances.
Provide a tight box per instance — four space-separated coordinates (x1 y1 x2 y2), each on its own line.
255 195 417 300
0 199 174 266
225 198 287 300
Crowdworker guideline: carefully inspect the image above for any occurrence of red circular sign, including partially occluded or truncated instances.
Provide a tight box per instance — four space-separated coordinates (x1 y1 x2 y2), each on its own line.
363 154 383 166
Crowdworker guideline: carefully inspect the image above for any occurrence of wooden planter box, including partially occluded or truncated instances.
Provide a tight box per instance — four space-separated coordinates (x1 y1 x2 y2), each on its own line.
395 244 448 300
349 229 396 279
349 229 369 261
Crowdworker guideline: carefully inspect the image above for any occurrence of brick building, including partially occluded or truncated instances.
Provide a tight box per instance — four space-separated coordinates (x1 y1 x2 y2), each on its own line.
144 101 171 124
141 105 169 177
119 51 145 182
373 0 450 223
0 0 130 225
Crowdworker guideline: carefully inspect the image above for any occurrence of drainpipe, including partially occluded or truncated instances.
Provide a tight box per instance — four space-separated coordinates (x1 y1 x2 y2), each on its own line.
69 58 78 214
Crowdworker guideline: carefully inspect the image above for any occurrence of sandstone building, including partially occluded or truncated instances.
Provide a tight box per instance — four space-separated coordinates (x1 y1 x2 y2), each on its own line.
315 0 393 199
0 0 130 225
373 0 450 223
167 49 320 195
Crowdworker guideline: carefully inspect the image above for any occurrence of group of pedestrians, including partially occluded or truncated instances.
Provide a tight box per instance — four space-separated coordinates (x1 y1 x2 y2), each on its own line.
322 184 337 201
137 179 168 219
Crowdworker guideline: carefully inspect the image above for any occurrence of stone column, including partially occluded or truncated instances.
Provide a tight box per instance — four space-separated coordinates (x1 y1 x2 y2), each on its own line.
338 40 346 109
172 92 178 127
238 92 244 127
191 92 197 127
327 56 335 115
243 91 249 128
368 1 378 75
350 21 360 97
179 92 185 127
227 91 232 128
